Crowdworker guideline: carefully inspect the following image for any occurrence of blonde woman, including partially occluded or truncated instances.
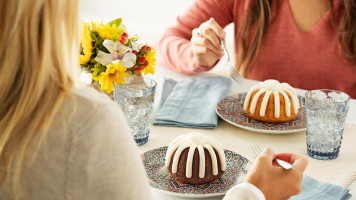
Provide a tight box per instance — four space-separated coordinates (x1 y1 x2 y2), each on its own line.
156 0 356 99
0 0 151 199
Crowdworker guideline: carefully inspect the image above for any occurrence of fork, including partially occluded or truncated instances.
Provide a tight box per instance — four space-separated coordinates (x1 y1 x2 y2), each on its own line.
209 17 243 84
219 38 243 85
249 145 294 170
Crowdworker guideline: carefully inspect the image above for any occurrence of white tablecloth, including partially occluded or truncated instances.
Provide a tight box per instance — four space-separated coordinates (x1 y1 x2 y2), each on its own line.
140 66 356 200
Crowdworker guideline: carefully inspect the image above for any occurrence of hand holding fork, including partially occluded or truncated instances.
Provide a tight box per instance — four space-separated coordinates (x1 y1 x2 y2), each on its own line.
191 18 243 84
249 145 294 170
240 147 308 200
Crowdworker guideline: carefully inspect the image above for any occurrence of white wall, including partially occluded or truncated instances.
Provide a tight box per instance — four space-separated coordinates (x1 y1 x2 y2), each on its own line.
79 0 194 45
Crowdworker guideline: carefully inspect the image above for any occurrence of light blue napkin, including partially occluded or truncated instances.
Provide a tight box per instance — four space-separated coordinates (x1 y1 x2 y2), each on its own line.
153 76 232 129
291 175 352 200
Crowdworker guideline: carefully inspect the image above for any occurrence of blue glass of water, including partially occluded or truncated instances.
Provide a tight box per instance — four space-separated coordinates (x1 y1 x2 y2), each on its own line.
305 89 350 160
114 76 157 146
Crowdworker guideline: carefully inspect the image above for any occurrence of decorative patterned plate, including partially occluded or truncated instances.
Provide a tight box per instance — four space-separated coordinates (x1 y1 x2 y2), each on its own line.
142 146 250 198
216 93 306 134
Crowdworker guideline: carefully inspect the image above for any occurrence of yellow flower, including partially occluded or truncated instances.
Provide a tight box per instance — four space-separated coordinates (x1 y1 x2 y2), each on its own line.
98 24 125 42
79 23 93 65
95 62 129 94
142 65 155 75
90 20 103 33
142 49 156 75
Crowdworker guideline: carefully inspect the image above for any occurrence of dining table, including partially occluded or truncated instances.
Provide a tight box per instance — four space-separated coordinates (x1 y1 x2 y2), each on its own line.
139 64 356 200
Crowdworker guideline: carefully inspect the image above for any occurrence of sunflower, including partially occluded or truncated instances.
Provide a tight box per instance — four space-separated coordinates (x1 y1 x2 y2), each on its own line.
98 24 125 42
142 49 156 75
94 61 129 94
79 23 93 65
90 19 103 33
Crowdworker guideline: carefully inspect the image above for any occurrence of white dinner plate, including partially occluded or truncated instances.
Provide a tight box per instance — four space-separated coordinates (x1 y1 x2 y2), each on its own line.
142 146 251 198
216 93 306 134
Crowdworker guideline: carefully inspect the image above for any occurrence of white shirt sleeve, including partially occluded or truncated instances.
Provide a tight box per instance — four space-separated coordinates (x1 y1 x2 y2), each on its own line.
223 182 266 200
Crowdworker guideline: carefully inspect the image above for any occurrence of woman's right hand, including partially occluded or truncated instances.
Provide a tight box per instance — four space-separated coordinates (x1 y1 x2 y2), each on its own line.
191 18 226 68
245 148 308 200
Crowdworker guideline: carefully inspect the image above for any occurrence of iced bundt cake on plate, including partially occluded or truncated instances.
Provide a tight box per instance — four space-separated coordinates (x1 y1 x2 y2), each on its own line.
243 79 300 123
165 133 226 185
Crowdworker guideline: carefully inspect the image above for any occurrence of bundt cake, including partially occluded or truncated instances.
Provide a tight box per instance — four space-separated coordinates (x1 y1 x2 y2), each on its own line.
165 133 226 185
243 79 300 123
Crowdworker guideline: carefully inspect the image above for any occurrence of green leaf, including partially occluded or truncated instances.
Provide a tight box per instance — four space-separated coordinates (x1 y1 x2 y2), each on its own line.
90 32 109 54
91 62 106 77
107 18 122 27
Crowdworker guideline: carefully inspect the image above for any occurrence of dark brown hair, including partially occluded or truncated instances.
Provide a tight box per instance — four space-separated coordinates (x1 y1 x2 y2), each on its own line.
236 0 356 76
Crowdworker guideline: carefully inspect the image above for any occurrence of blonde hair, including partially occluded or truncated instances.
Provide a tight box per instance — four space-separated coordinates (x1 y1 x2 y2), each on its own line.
0 0 79 198
236 0 356 76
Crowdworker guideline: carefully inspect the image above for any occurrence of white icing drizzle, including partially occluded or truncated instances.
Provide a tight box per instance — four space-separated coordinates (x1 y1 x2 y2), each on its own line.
273 91 280 118
171 143 190 174
165 139 184 166
260 91 272 117
280 90 291 117
243 79 300 118
165 133 226 179
249 88 267 114
186 144 197 178
243 85 260 110
203 144 218 175
197 145 205 178
207 140 226 171
282 83 300 114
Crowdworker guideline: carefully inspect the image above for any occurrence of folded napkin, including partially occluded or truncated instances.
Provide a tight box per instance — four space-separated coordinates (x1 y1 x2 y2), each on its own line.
291 175 352 200
153 76 232 129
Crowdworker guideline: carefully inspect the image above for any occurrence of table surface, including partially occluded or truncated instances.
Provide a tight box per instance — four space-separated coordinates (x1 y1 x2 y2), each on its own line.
140 66 356 200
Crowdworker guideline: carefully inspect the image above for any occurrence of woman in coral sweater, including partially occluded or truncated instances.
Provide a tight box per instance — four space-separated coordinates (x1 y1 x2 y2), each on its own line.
156 0 356 99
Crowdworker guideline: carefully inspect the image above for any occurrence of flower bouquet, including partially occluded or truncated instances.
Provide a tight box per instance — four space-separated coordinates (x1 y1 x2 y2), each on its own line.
79 18 155 94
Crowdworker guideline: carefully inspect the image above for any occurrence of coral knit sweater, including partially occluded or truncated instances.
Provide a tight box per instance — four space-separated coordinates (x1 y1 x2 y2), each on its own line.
156 0 356 99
